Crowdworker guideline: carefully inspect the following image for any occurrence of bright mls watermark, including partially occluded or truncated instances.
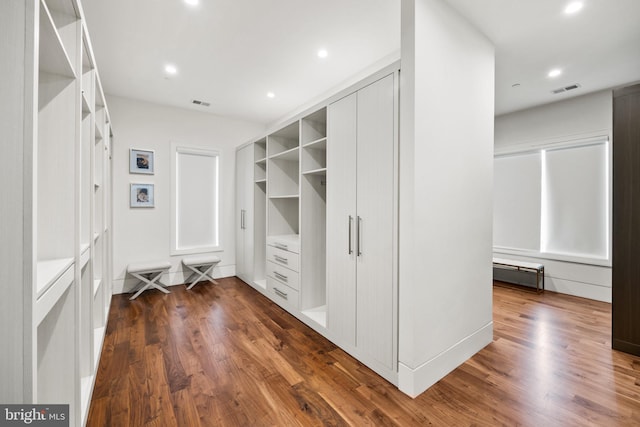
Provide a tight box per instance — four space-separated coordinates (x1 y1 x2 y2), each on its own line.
0 405 68 426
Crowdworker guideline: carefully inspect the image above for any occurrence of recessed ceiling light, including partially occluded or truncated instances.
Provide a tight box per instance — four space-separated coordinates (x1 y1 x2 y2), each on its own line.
317 49 328 59
267 92 275 99
184 0 199 6
564 1 583 14
165 64 178 75
548 68 562 78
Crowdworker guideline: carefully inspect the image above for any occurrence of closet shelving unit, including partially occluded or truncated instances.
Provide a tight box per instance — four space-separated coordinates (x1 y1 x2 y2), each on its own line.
0 0 113 424
267 122 300 238
300 108 327 326
254 138 267 289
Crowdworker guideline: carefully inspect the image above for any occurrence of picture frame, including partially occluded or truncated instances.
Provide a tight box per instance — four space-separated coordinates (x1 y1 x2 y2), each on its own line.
130 183 155 208
130 148 154 174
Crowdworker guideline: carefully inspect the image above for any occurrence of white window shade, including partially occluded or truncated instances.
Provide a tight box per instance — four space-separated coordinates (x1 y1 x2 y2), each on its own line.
173 147 220 254
542 142 608 259
493 152 541 251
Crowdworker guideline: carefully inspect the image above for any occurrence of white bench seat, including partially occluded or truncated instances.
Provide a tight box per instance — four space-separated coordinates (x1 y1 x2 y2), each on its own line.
182 255 221 290
493 257 545 293
127 261 172 300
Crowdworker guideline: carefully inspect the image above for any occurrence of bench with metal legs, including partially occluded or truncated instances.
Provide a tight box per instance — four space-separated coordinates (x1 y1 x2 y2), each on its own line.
127 261 172 300
182 255 221 290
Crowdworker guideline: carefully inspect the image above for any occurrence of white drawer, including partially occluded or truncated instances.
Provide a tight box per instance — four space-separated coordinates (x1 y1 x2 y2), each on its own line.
267 261 299 290
267 277 299 309
267 235 300 254
266 245 300 271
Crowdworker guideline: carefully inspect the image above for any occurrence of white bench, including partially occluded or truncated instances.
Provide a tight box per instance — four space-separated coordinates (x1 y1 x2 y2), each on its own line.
493 257 544 293
182 255 221 290
127 261 172 300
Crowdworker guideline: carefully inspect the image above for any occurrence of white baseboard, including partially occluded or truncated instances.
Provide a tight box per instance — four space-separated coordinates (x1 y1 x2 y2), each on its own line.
398 321 493 398
112 264 236 295
545 276 611 303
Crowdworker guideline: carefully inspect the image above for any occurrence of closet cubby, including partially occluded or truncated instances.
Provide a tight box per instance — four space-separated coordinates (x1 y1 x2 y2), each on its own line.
301 172 327 326
301 107 326 145
268 198 299 236
301 108 328 325
267 122 299 157
37 283 76 426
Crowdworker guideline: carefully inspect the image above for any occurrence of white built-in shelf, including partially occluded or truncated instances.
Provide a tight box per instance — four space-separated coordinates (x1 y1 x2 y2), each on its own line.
302 167 327 176
254 279 267 290
269 146 299 161
93 326 105 369
269 194 299 199
80 244 91 268
38 1 76 78
255 178 267 184
303 137 327 149
93 278 102 297
35 258 74 325
81 92 92 116
36 257 74 298
95 123 103 142
267 234 300 245
256 157 267 165
302 305 327 328
80 375 94 424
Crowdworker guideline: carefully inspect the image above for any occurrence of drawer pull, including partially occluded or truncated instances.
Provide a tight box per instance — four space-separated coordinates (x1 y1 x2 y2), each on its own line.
274 255 288 264
274 288 288 299
274 272 288 282
274 242 288 250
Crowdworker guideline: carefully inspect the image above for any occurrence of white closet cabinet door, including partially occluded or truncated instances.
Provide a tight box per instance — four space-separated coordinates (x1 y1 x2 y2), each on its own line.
236 144 254 281
355 74 395 369
327 93 358 346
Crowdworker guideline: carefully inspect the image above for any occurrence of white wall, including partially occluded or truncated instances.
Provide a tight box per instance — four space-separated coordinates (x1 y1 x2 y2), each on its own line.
398 0 495 397
494 90 613 302
107 96 264 294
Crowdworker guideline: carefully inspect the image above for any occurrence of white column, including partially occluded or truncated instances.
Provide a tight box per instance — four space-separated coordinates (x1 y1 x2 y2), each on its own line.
398 0 495 397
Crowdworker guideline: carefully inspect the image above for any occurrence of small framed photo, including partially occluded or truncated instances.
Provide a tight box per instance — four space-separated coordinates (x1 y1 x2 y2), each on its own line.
130 183 155 208
130 148 154 174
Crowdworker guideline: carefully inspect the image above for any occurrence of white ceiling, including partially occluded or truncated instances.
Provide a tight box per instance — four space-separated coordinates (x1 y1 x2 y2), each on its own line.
82 0 640 125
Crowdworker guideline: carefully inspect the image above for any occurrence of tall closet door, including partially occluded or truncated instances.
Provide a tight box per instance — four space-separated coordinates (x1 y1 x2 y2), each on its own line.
327 93 358 345
236 144 254 281
356 74 396 369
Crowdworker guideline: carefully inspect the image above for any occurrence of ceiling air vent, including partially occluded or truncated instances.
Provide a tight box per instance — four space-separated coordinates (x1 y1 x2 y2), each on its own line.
191 99 211 107
552 83 581 94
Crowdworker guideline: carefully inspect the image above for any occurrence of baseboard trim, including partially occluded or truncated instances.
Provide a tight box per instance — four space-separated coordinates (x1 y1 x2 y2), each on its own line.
398 321 493 398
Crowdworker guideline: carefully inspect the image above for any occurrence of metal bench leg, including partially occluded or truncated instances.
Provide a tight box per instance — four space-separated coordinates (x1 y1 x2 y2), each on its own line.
185 264 219 290
130 270 170 300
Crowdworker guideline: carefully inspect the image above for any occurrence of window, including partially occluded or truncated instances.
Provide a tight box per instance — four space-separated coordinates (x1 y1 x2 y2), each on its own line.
171 146 220 254
493 137 610 264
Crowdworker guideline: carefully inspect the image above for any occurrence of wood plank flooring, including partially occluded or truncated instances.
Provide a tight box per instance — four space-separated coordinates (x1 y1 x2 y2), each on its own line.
87 279 640 426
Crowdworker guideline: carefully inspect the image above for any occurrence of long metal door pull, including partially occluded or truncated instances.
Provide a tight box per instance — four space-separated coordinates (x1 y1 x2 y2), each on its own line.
357 216 362 256
348 215 353 254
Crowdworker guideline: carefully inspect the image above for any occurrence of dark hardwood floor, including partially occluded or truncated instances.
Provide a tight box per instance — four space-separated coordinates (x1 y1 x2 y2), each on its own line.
87 278 640 426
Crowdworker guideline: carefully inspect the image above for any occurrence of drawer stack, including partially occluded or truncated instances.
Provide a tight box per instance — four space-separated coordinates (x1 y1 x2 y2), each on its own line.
266 236 300 309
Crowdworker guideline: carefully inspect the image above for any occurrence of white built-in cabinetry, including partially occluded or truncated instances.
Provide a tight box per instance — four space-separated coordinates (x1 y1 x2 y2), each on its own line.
235 65 398 384
327 74 397 379
0 0 112 424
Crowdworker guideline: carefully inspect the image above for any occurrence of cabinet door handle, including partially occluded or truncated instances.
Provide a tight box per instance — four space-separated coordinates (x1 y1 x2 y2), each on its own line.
274 255 288 265
357 216 362 256
274 287 288 299
274 272 288 282
348 215 353 254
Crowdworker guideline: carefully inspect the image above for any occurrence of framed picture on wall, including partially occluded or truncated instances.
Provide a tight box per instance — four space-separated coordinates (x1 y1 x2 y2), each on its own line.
130 148 154 174
130 183 155 208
